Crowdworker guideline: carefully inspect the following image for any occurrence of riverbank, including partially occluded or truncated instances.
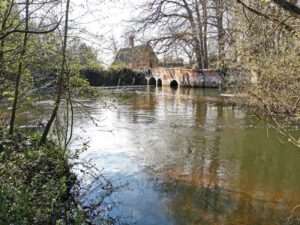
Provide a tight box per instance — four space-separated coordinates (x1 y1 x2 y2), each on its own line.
220 91 300 148
0 127 117 225
220 91 300 120
0 127 85 224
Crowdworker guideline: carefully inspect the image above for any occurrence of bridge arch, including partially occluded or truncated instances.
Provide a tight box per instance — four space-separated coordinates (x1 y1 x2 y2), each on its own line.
157 78 162 86
148 77 156 85
170 80 179 88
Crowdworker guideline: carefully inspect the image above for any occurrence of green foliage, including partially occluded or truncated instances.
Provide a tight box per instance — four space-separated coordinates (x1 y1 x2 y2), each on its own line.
0 126 123 224
106 64 136 85
0 4 103 100
0 130 86 225
108 63 128 71
68 41 104 72
69 74 104 98
0 2 120 224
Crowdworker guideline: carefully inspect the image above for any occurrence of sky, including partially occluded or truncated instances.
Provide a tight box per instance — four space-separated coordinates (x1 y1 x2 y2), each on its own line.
71 0 143 66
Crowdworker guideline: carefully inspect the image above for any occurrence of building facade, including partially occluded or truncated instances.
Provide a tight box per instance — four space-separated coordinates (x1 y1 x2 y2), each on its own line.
113 37 159 70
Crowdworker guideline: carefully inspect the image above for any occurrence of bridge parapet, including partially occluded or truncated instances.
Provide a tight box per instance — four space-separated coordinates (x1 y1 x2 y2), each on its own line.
149 67 221 87
145 67 257 88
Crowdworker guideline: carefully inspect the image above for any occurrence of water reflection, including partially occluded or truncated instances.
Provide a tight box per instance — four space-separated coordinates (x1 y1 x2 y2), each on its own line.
73 86 300 225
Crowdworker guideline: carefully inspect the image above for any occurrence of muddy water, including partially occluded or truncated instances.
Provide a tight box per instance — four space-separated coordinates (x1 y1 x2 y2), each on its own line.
21 86 300 225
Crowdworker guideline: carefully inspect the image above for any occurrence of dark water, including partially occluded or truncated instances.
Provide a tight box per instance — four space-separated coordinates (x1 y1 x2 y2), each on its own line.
69 86 300 225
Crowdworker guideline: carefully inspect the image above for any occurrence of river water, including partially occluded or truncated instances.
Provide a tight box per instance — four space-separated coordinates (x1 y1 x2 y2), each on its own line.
67 86 300 225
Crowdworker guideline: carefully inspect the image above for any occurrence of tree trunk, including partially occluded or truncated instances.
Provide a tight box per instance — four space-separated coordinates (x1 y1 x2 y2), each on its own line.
201 0 209 68
9 0 29 135
194 0 205 69
182 0 203 69
215 0 225 63
0 0 13 80
39 0 71 145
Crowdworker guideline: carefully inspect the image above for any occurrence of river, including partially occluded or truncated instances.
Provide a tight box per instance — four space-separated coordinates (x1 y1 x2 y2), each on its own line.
68 86 300 225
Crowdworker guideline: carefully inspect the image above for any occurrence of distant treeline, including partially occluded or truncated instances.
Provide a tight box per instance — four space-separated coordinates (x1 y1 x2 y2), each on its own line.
81 67 148 86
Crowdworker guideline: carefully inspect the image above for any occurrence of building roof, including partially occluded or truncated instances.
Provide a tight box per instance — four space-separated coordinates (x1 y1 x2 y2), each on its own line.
113 44 148 64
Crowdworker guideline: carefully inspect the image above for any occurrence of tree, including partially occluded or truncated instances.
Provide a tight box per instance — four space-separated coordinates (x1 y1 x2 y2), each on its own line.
9 0 29 135
133 0 206 68
40 0 71 145
133 0 235 68
0 0 62 134
223 0 300 147
212 0 226 63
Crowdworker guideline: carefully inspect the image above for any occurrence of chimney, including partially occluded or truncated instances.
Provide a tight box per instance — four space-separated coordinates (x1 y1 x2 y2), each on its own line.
128 35 135 48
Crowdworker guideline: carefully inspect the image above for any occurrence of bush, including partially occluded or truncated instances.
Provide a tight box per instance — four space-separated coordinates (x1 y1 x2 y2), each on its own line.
0 130 86 225
81 65 147 87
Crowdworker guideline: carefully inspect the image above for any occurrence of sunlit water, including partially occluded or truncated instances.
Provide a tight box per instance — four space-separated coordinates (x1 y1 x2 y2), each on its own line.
2 86 299 224
68 86 300 225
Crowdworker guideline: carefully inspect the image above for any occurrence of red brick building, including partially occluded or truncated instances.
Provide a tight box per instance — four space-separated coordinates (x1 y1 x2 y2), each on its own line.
112 37 159 70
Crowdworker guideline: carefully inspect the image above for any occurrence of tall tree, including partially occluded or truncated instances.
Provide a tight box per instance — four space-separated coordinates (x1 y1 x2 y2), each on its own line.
213 0 226 63
134 0 211 68
9 0 29 135
40 0 71 145
2 0 62 134
200 0 208 68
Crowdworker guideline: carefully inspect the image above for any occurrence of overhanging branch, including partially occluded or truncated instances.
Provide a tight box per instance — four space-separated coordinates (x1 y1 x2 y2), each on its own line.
0 17 63 40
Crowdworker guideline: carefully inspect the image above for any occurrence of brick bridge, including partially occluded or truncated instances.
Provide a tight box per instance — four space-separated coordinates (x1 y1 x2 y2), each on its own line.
145 67 257 88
